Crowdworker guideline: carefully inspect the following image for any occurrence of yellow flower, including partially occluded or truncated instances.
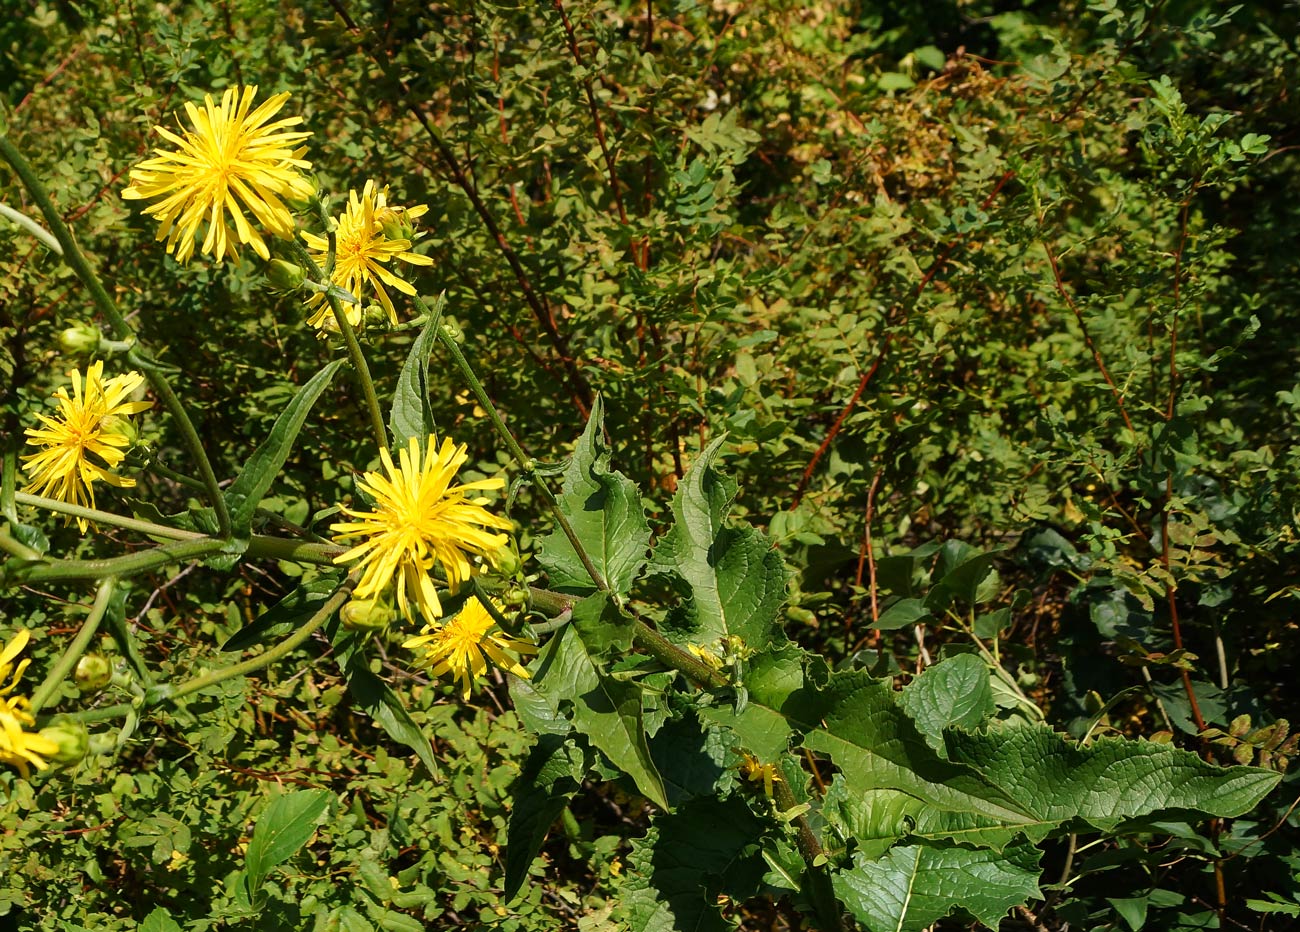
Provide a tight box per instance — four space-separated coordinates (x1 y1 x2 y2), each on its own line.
738 752 782 798
402 596 536 699
22 361 150 530
0 630 59 779
332 435 513 621
122 85 313 263
301 181 433 332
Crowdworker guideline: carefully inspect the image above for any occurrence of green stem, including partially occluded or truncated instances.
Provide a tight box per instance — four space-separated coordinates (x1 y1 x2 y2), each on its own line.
632 621 731 691
15 491 205 540
424 297 610 593
29 578 114 714
145 459 207 491
0 135 231 538
1 448 17 523
17 538 228 583
49 577 354 726
0 201 62 254
246 535 343 565
286 238 388 452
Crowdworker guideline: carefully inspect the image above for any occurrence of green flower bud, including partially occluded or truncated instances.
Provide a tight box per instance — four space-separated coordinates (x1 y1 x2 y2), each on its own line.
341 597 396 632
285 173 320 211
75 653 113 692
362 304 391 330
38 721 89 764
98 414 140 447
495 547 522 578
58 322 101 357
375 206 417 242
267 259 307 292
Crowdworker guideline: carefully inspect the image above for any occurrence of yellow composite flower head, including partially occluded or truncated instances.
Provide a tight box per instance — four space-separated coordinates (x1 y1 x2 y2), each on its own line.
22 361 150 530
402 596 536 699
332 435 513 621
0 630 59 779
301 180 433 332
122 85 314 263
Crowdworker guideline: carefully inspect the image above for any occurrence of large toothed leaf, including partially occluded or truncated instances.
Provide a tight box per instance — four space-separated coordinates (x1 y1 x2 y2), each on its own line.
898 653 995 753
833 842 1043 932
650 437 786 651
532 594 667 808
503 735 587 902
225 359 344 532
699 646 822 759
620 797 767 932
536 395 651 595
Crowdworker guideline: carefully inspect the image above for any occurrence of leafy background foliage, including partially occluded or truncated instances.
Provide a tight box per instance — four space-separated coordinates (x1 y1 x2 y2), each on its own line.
2 0 1299 929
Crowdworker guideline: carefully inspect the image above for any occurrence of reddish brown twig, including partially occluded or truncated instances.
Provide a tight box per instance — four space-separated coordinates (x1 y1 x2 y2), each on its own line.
852 466 886 650
1042 240 1135 434
792 170 1015 506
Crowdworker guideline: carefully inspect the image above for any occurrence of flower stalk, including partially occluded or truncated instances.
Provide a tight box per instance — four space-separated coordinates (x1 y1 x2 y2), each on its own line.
29 578 115 715
0 135 232 538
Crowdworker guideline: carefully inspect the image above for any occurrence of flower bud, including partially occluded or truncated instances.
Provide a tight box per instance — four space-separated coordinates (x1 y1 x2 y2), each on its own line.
38 721 89 764
285 173 320 211
341 597 396 632
494 547 522 578
98 414 140 447
58 322 101 357
266 259 307 292
375 206 417 242
362 304 391 330
75 653 113 692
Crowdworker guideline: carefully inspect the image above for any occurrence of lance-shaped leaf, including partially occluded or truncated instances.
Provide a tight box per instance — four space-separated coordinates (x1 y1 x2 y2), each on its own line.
342 652 440 780
389 293 445 452
504 734 587 902
532 595 667 808
621 797 767 932
833 842 1043 932
536 395 650 595
244 787 333 898
221 574 345 652
225 359 344 532
650 437 786 651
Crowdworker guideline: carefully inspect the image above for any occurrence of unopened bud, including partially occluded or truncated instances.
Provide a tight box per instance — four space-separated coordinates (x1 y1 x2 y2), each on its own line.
375 206 417 242
38 721 89 764
362 304 391 330
266 259 307 292
98 414 140 447
341 597 396 632
75 653 113 692
285 173 320 211
58 322 101 357
495 547 521 578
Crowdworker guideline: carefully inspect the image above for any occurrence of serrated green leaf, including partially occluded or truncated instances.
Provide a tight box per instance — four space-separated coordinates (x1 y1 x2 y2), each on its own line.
533 609 667 808
621 797 766 932
536 395 650 595
504 734 586 902
343 652 440 780
225 359 344 531
389 294 444 452
899 653 995 752
944 724 1282 829
221 574 345 652
245 788 332 897
833 842 1042 932
804 673 1033 824
650 437 786 651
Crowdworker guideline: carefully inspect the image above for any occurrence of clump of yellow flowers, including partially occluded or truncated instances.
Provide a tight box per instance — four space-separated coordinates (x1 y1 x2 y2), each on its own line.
0 631 61 778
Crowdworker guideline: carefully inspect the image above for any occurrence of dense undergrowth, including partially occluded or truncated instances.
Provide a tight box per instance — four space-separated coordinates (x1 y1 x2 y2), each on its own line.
1 1 1299 929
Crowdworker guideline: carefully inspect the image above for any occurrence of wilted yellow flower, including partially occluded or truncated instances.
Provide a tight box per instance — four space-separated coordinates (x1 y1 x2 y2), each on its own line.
22 361 150 529
738 751 782 798
402 596 536 699
332 436 512 621
122 85 313 263
0 630 59 778
301 180 432 332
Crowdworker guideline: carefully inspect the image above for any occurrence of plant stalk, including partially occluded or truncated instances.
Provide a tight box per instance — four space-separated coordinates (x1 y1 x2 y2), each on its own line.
29 578 115 714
